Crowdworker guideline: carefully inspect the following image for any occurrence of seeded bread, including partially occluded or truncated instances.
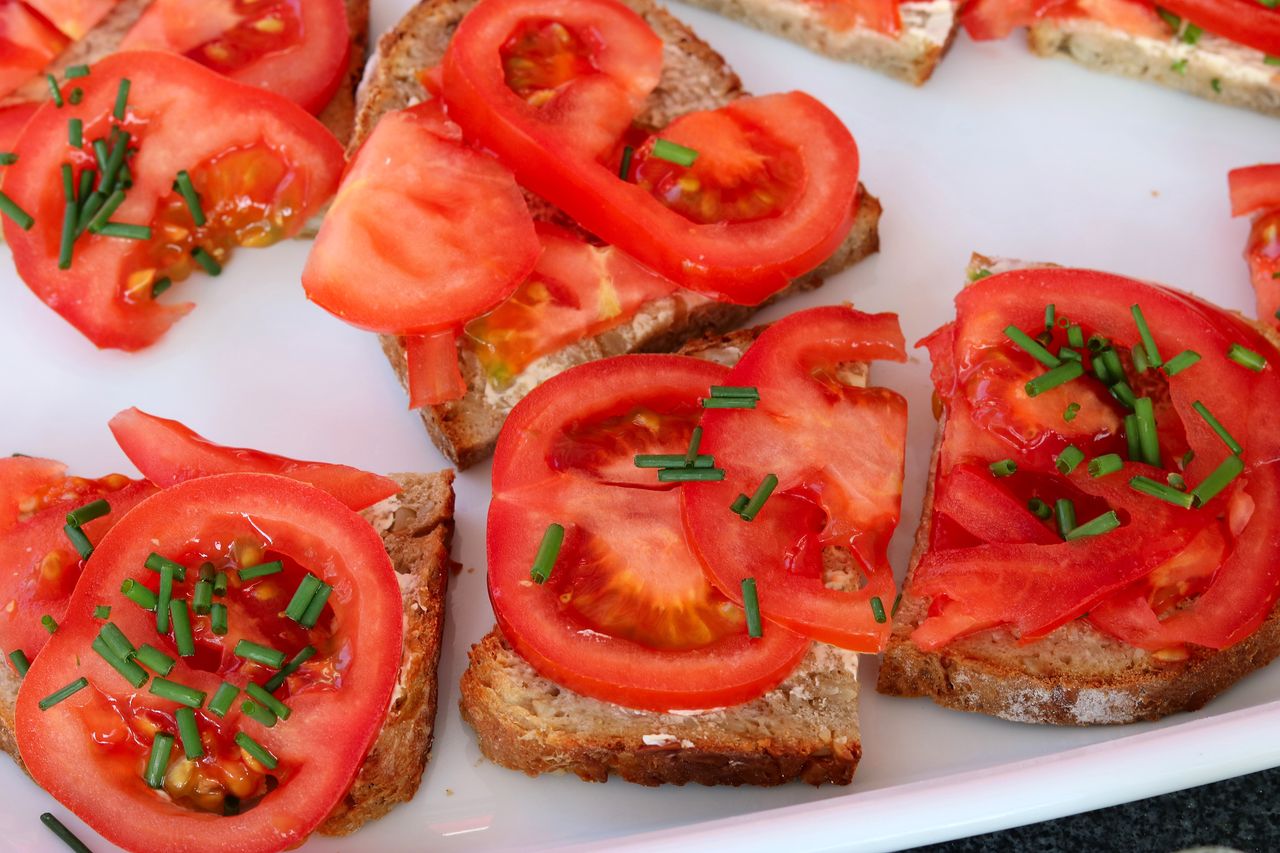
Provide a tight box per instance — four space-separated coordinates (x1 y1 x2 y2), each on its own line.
875 254 1280 725
678 0 960 85
356 0 883 469
459 325 869 787
1027 19 1280 119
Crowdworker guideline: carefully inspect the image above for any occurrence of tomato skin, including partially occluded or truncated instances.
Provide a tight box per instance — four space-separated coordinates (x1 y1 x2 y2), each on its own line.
1159 0 1280 57
806 0 901 35
1229 165 1280 218
1228 165 1280 329
490 354 810 712
405 330 468 407
107 407 399 511
962 0 1167 40
0 1 67 99
0 101 37 153
15 473 402 853
3 51 343 351
23 0 116 39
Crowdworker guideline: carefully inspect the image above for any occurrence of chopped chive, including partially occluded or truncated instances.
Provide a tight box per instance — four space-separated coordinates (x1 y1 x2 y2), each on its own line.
1163 350 1201 376
1027 498 1052 519
151 277 172 298
213 571 228 596
284 575 322 623
96 222 152 240
530 523 564 585
1130 304 1162 367
76 168 91 201
264 646 316 692
1044 304 1056 332
246 683 291 721
298 583 332 630
64 64 89 79
1004 325 1061 368
173 170 206 226
741 578 762 638
192 580 213 615
1063 402 1081 422
870 596 887 624
1087 334 1109 353
46 74 63 107
1124 413 1142 461
238 560 282 581
1268 55 1280 67
234 732 278 770
891 592 903 617
156 564 174 634
208 683 239 718
170 600 195 657
41 615 57 634
234 640 285 669
1192 401 1242 455
98 622 134 659
1066 510 1121 540
651 138 698 167
701 397 757 409
0 152 15 165
1171 58 1188 75
66 498 110 527
135 644 175 676
1055 445 1084 475
175 706 203 759
1088 453 1124 478
96 133 130 196
121 578 157 611
730 493 749 514
191 247 222 275
91 636 148 688
199 562 216 582
1168 473 1187 491
68 119 84 150
619 145 634 180
144 553 189 581
63 524 93 559
1131 344 1150 375
38 677 88 711
86 189 125 233
68 88 82 104
1066 324 1084 349
683 426 703 468
1156 7 1180 27
39 813 91 853
1110 381 1137 410
1092 351 1114 385
1227 344 1267 372
1100 349 1126 386
113 78 131 121
149 677 206 708
1026 360 1085 397
210 603 228 635
74 191 104 237
240 699 277 727
1191 454 1245 506
1134 397 1161 467
57 200 76 269
656 468 725 482
1130 476 1195 509
634 454 715 468
989 458 1017 478
7 650 29 676
1054 498 1077 539
144 732 173 788
1211 77 1222 94
1058 346 1081 362
0 191 34 230
710 385 760 399
969 268 992 281
740 474 779 522
61 164 75 203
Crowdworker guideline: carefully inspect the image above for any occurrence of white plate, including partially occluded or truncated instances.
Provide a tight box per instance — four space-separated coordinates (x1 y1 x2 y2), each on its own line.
2 3 1279 851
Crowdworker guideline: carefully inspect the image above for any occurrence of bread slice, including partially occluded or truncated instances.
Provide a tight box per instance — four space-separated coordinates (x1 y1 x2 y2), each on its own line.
678 0 959 85
459 325 869 786
356 0 882 469
876 254 1280 725
1027 18 1280 119
0 470 455 835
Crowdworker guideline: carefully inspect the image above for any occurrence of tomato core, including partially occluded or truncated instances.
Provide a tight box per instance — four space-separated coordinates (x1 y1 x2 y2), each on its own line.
501 18 597 106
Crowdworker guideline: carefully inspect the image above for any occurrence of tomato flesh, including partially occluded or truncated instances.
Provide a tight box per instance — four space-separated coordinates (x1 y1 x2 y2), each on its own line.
1245 211 1280 330
23 0 116 38
804 0 901 35
0 1 67 99
1158 0 1280 57
501 18 597 105
962 0 1169 41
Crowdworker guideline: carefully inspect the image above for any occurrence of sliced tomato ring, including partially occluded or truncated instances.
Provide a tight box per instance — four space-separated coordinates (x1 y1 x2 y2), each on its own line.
961 0 1168 40
23 0 117 39
303 102 539 336
490 354 809 712
934 464 1060 546
682 307 908 651
1228 164 1280 218
1159 0 1280 57
15 473 402 853
3 51 343 350
1243 211 1280 330
107 407 399 511
118 0 350 114
405 330 468 408
0 1 67 99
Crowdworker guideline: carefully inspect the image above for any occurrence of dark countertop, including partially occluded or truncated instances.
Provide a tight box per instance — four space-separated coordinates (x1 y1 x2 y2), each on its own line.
908 765 1280 852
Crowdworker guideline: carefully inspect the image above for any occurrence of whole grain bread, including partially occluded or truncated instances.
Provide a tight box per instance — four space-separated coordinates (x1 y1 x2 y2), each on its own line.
356 0 882 469
678 0 959 85
1027 19 1280 119
875 254 1280 725
458 325 870 787
0 470 455 836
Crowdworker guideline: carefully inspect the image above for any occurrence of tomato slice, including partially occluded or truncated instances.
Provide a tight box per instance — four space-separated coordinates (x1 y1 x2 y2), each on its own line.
404 330 468 408
1229 165 1280 218
0 1 67 99
118 0 350 114
107 407 399 511
961 0 1168 40
23 0 116 38
1243 211 1280 330
0 457 154 665
15 473 402 852
490 354 809 712
1159 0 1280 57
804 0 900 35
0 100 37 153
681 307 908 651
442 0 861 303
934 464 1060 546
303 102 539 337
3 51 343 351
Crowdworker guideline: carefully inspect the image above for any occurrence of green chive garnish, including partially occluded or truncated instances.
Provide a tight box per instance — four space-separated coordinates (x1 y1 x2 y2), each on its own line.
91 636 148 688
246 683 291 721
38 677 88 711
298 583 332 629
1132 344 1150 374
156 564 174 634
683 427 702 468
730 494 749 514
1134 397 1161 467
210 603 228 635
710 385 760 399
170 600 195 657
68 87 82 105
1054 499 1076 539
1267 55 1280 67
656 468 725 481
96 222 152 240
176 706 203 759
1191 401 1242 454
891 592 903 617
1063 402 1080 422
969 268 992 281
1191 455 1245 506
1130 304 1162 366
145 553 188 580
1168 473 1187 491
264 646 316 692
240 699 277 727
46 74 63 107
1067 324 1084 349
191 247 222 276
1130 476 1195 509
989 459 1017 478
1156 7 1180 27
61 163 75 203
1171 58 1188 75
741 578 762 638
1088 453 1124 478
96 134 130 197
634 454 715 468
1100 349 1126 385
1004 325 1060 368
870 596 887 624
1211 78 1222 93
651 138 698 167
8 649 30 676
64 65 89 79
68 118 82 149
135 644 175 676
113 78 131 121
739 474 779 522
208 682 240 718
98 622 134 659
1124 413 1142 461
63 524 93 559
151 277 172 298
66 499 109 527
234 732 278 770
1059 347 1081 362
234 640 286 669
619 145 634 180
1027 498 1052 519
702 397 757 409
1055 446 1084 475
1110 381 1137 410
74 191 104 237
213 571 228 596
1026 360 1084 397
41 615 57 634
121 578 157 611
1227 344 1267 372
173 170 206 226
530 523 564 584
1163 350 1201 376
149 677 206 708
1044 304 1056 332
57 200 76 269
144 733 173 788
1065 510 1121 540
192 580 213 615
1087 334 1109 353
39 813 91 853
0 191 34 230
0 152 15 165
238 560 282 581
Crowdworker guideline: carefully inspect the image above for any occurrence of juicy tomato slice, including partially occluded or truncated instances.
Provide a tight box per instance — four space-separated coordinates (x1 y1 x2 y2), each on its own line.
107 407 399 511
804 0 900 36
681 307 909 651
3 51 343 351
490 354 809 712
961 0 1167 40
0 457 154 664
303 102 539 336
119 0 350 114
1159 0 1280 57
464 222 682 388
15 473 402 853
0 1 67 99
23 0 116 38
404 329 468 408
0 100 37 153
934 464 1060 546
1243 211 1280 330
1229 164 1280 218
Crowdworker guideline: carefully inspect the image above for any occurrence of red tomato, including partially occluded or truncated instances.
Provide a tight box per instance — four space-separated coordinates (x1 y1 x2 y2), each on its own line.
3 51 343 350
934 464 1060 546
490 355 809 712
961 0 1167 40
1229 165 1280 218
404 330 468 408
442 0 862 303
1243 211 1280 330
108 407 399 511
118 0 350 114
1159 0 1280 57
806 0 900 35
15 473 402 853
682 307 909 651
0 457 154 665
0 100 37 152
23 0 116 38
0 1 67 99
